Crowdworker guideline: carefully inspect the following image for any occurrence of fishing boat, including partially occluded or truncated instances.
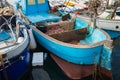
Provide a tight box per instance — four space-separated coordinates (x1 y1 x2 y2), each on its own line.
0 1 30 80
17 0 113 79
18 0 112 66
74 0 120 38
76 10 120 38
49 0 120 38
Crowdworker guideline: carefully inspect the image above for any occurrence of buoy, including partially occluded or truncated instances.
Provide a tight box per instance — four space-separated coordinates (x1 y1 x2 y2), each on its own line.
74 11 80 15
83 7 88 11
28 28 37 50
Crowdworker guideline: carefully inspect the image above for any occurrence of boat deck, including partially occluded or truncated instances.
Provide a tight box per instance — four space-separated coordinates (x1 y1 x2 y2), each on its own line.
27 12 61 23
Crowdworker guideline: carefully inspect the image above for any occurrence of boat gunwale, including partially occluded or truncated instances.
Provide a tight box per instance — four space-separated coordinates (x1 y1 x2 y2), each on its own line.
77 14 120 22
32 25 112 48
0 25 29 59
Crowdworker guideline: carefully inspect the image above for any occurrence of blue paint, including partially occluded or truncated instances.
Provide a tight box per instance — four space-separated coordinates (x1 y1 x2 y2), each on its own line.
80 29 106 44
0 31 11 42
116 11 120 16
74 18 88 29
100 46 112 70
19 0 50 15
19 0 61 23
27 12 61 23
0 48 30 80
104 29 120 38
19 0 112 70
33 27 106 64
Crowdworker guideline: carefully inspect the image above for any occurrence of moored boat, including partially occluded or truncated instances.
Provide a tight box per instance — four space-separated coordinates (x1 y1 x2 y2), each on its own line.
0 1 30 80
50 0 120 38
18 0 112 66
77 12 120 38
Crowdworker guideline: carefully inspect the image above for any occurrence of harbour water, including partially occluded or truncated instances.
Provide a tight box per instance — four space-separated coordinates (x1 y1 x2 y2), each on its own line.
20 36 120 80
111 37 120 80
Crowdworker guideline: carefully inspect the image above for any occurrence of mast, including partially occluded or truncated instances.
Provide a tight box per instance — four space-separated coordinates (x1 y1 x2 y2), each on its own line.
110 1 120 19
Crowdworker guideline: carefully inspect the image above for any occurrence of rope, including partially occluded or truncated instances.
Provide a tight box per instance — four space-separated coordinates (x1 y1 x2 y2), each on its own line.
0 54 8 80
0 53 25 79
0 55 25 72
92 52 98 80
0 15 17 42
0 2 20 48
16 19 20 40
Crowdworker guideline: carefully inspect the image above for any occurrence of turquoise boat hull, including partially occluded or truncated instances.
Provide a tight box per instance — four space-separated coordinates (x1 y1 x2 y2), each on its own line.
32 26 111 65
18 0 112 69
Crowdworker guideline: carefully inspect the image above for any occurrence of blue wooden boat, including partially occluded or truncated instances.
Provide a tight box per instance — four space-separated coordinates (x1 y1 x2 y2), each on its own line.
18 0 112 70
0 2 30 80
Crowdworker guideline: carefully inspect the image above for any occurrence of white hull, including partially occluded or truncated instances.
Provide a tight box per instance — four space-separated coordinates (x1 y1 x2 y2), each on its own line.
96 19 120 31
77 15 120 31
28 28 37 50
0 25 29 60
48 0 120 31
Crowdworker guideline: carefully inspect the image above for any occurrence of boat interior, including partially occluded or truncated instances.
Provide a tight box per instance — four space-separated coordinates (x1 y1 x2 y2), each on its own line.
0 7 25 50
20 0 110 46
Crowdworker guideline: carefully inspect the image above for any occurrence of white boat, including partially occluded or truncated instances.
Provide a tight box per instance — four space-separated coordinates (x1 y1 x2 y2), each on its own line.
0 3 30 80
77 11 120 31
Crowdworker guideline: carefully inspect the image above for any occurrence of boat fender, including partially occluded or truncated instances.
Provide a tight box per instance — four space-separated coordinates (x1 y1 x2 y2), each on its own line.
17 37 23 43
28 28 37 50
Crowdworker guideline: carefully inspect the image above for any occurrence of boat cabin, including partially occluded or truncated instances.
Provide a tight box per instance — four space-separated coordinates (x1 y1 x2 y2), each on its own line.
19 0 61 23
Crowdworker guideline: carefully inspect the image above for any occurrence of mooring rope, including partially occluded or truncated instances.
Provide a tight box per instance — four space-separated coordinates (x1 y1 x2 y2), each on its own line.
0 54 8 80
92 52 98 80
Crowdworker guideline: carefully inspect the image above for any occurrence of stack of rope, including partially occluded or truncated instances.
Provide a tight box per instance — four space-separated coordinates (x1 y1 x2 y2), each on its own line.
0 6 14 15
